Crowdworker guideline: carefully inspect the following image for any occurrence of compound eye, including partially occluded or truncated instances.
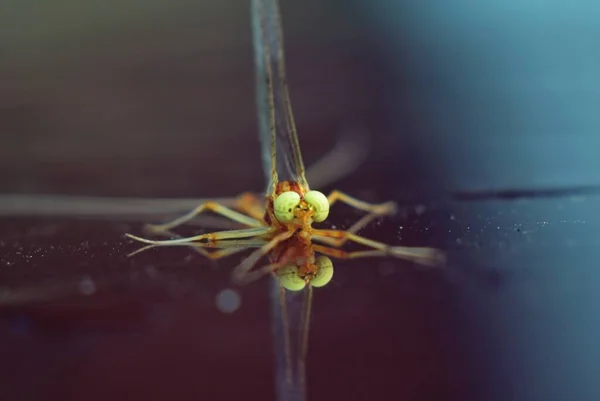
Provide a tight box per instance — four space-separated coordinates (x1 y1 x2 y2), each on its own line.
304 190 329 223
277 264 306 291
274 191 301 223
310 256 334 288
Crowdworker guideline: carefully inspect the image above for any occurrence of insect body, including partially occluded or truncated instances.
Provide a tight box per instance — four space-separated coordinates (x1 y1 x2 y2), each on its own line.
125 0 445 399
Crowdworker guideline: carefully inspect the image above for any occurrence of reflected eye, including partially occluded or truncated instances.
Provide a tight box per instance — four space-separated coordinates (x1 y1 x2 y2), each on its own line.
277 264 306 291
304 190 329 223
310 256 334 288
274 191 301 223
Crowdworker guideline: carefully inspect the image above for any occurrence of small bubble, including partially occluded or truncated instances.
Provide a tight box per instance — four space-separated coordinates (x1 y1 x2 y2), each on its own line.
216 289 241 314
78 276 96 296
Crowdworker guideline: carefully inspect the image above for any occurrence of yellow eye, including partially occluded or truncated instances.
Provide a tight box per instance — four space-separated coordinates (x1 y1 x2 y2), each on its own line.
310 256 334 288
274 191 301 223
304 190 329 223
277 264 306 291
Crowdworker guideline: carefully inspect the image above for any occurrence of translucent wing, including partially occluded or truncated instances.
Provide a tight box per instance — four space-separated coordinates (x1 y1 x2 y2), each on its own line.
251 0 309 195
252 1 313 400
270 278 312 401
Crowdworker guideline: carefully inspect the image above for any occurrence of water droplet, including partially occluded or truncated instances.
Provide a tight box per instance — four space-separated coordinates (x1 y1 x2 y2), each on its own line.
78 276 96 295
216 289 241 314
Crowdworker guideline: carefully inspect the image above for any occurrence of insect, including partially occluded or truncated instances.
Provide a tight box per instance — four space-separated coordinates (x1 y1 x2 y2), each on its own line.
124 0 445 292
124 0 446 399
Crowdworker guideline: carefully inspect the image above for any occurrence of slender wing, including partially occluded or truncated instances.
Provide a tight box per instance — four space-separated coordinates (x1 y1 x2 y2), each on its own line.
252 2 313 399
251 0 309 195
270 278 312 401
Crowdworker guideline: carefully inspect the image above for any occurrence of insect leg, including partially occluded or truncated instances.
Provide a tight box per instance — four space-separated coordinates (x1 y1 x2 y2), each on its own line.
231 230 295 285
316 190 398 247
146 193 264 233
326 190 397 216
126 236 267 258
126 226 271 246
311 244 387 259
311 212 381 247
312 229 445 267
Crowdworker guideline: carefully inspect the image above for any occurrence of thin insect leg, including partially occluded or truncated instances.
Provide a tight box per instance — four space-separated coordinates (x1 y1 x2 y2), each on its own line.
126 226 271 246
145 196 264 233
232 230 295 285
141 225 266 248
132 226 238 258
311 244 388 259
127 243 247 259
312 212 381 248
317 190 402 248
235 261 283 286
312 229 445 267
326 190 397 216
127 237 268 258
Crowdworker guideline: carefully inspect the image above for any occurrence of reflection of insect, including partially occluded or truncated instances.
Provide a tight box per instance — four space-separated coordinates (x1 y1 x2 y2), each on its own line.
125 0 445 399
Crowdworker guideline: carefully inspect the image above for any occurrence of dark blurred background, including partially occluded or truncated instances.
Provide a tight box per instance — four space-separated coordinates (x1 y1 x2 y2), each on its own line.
1 1 600 401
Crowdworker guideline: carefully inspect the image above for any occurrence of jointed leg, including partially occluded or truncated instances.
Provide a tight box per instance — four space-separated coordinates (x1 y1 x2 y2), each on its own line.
317 190 398 248
126 226 271 246
127 242 250 259
126 236 268 258
231 229 296 285
233 261 284 286
312 244 388 260
145 192 264 233
313 212 382 248
312 229 445 267
327 190 397 216
130 225 250 258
